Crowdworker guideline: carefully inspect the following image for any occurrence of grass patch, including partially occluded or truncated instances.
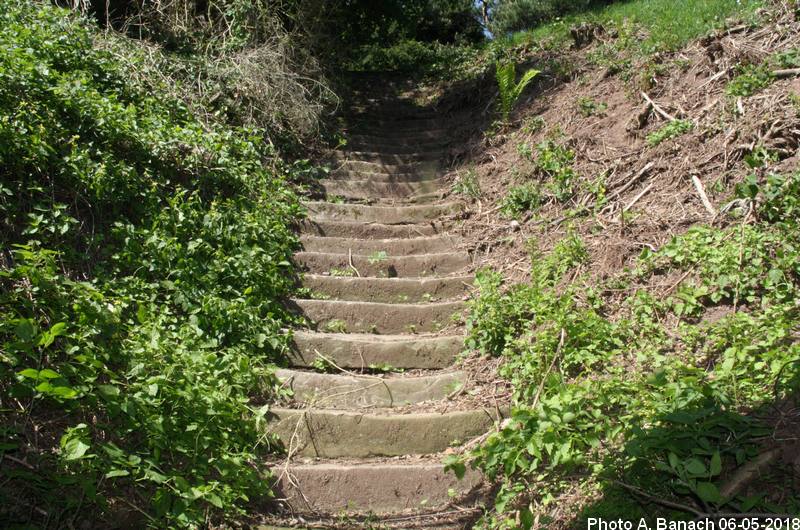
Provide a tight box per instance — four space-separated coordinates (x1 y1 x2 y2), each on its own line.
498 0 762 55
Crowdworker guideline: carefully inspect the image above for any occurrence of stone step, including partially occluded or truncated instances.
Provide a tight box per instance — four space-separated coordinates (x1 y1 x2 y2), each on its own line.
275 368 463 408
326 149 447 163
320 178 445 201
333 159 443 176
292 298 465 334
268 408 503 457
347 105 476 120
345 134 454 152
346 115 475 133
345 126 456 140
298 219 444 239
300 234 460 255
289 331 462 369
303 201 462 224
302 274 472 303
328 168 441 182
270 459 483 515
295 250 470 278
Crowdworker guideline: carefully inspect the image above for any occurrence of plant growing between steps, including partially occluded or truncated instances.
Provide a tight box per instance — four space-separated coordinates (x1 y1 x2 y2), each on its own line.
496 61 541 122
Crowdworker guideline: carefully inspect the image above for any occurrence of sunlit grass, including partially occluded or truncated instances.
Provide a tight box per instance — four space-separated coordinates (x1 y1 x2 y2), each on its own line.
499 0 763 54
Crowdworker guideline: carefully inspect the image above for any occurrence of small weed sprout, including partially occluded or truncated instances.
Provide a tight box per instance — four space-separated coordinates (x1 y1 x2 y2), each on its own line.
324 319 348 333
522 116 546 134
329 267 355 277
726 64 774 97
577 97 607 117
367 250 388 264
646 119 694 146
500 183 542 219
453 170 481 199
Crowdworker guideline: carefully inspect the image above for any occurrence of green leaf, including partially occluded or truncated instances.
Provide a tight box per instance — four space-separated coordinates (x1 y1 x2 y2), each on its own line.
443 455 466 480
685 458 707 476
520 507 534 529
15 319 35 342
38 369 61 379
97 384 120 398
18 368 40 379
105 469 130 478
709 451 722 476
695 481 722 504
144 469 167 484
206 492 223 509
668 451 679 469
61 436 90 461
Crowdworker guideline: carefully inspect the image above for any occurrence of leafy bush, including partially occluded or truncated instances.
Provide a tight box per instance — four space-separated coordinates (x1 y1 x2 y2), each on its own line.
496 61 540 121
646 119 694 146
348 39 482 78
0 2 302 525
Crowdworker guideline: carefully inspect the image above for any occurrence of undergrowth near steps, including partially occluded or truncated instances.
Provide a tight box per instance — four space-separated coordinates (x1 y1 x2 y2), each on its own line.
455 169 800 527
0 1 303 526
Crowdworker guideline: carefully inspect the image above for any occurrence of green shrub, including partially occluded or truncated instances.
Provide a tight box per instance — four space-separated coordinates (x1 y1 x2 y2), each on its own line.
535 139 578 201
500 184 542 218
0 1 302 525
349 39 481 78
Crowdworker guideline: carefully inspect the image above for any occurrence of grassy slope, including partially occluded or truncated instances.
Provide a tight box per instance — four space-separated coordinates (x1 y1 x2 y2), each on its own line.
0 2 304 526
446 0 800 528
506 0 763 52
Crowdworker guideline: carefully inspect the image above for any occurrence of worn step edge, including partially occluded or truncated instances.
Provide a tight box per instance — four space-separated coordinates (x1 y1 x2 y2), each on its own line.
345 135 455 151
303 201 463 224
292 298 465 334
269 459 484 515
275 368 464 409
326 149 447 163
299 234 459 255
295 251 471 279
321 178 445 200
297 219 444 238
301 274 473 303
267 407 505 458
333 159 443 176
289 331 462 369
328 168 442 182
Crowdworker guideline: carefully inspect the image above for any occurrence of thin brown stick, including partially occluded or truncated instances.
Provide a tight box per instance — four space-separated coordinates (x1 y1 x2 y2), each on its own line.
641 92 677 121
691 175 716 215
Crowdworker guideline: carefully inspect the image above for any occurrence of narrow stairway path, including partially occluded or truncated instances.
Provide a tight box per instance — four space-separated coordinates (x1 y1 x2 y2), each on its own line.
265 77 501 528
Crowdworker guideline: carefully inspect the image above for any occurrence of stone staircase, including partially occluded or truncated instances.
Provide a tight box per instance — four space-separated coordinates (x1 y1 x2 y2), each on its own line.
265 79 497 528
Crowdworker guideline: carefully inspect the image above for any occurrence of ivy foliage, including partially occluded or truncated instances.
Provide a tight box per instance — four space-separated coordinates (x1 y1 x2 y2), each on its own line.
0 1 301 526
460 172 800 528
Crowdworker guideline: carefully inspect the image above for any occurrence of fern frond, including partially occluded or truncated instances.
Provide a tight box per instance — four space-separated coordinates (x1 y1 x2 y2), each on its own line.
495 61 540 121
513 68 540 101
